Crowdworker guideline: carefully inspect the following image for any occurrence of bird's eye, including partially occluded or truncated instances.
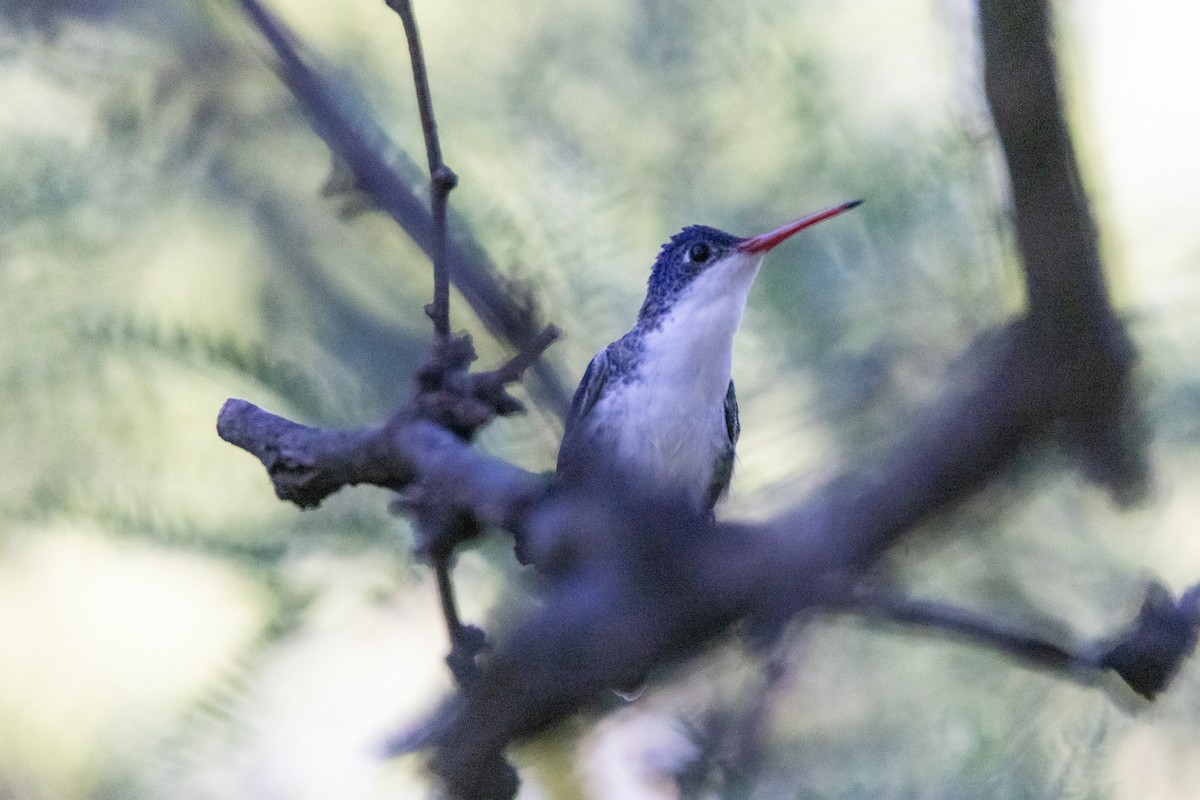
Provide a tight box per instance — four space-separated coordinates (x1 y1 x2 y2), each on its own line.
688 242 712 263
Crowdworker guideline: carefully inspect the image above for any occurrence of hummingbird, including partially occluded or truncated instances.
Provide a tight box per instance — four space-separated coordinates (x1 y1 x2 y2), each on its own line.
557 200 861 513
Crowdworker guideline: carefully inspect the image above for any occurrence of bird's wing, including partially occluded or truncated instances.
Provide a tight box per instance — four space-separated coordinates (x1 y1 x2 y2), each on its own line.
705 379 740 509
556 348 611 473
724 378 740 448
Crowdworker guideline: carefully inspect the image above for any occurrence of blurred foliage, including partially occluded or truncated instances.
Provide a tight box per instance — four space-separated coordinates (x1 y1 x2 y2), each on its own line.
1 0 1199 798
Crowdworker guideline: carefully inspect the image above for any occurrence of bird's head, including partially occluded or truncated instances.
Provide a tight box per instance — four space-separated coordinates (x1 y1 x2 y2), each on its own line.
638 200 861 324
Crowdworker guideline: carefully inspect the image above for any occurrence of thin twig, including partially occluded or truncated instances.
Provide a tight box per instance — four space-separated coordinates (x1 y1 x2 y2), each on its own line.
846 588 1082 673
433 549 488 687
238 0 572 413
386 0 457 338
434 557 462 633
843 581 1200 700
487 324 562 384
383 0 475 679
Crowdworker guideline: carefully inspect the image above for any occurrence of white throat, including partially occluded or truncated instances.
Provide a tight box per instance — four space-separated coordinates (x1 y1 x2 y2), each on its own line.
639 250 763 392
589 251 764 501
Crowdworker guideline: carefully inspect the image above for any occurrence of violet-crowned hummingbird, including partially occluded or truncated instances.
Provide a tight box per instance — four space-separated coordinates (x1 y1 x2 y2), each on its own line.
557 200 861 513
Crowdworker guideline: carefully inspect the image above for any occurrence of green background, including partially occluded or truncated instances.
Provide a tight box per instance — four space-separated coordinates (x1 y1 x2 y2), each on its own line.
2 0 1199 797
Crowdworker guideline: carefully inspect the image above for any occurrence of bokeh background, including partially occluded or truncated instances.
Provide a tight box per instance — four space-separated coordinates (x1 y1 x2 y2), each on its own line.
2 0 1199 797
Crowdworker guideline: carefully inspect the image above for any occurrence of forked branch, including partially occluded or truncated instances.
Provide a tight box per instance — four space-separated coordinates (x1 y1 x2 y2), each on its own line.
237 0 572 411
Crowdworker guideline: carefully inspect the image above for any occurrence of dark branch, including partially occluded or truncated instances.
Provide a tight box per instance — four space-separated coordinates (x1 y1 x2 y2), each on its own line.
1096 581 1200 700
487 324 562 384
433 557 489 687
385 0 457 338
409 325 560 441
236 0 567 697
219 311 1168 800
391 461 1200 799
977 0 1145 500
773 323 1039 571
978 0 1110 344
219 310 1179 800
843 581 1200 701
845 587 1091 677
217 398 549 529
237 0 571 413
385 0 444 177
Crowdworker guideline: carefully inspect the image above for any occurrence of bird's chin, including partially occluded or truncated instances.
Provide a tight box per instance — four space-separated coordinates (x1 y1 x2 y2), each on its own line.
683 253 763 313
725 251 765 275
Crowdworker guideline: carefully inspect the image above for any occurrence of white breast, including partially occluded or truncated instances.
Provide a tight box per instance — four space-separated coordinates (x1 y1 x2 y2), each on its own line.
585 252 762 504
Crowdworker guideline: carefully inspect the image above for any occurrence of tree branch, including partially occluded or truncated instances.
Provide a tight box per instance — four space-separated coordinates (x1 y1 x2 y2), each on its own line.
236 0 571 412
384 461 1200 800
978 0 1110 345
217 398 549 529
846 581 1200 701
217 2 1184 798
977 0 1146 499
385 0 457 338
219 310 1183 800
